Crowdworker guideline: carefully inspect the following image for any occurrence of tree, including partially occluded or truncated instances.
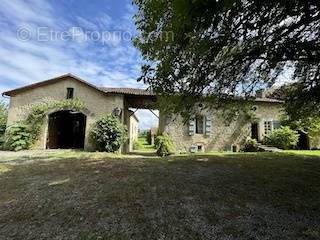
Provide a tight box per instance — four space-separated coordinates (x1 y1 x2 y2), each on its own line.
0 102 8 135
133 0 320 117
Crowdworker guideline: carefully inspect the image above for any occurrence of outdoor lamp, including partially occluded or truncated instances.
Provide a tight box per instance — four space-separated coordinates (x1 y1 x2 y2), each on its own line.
114 107 122 117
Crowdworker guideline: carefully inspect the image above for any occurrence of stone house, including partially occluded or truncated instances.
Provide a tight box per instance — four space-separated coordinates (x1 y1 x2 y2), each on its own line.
3 73 291 153
158 100 284 153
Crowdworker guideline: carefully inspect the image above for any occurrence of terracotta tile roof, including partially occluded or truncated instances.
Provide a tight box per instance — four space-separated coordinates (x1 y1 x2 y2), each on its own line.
100 87 155 96
2 73 283 104
265 85 293 101
2 73 105 97
254 97 284 103
2 73 155 97
101 88 283 103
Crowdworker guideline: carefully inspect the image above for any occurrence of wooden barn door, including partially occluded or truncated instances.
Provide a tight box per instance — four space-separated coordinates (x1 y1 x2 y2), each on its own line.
47 115 60 149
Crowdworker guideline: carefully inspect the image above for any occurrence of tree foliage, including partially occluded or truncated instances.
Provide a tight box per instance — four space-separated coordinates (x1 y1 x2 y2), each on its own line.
90 114 128 153
0 102 7 135
284 83 320 120
133 0 320 117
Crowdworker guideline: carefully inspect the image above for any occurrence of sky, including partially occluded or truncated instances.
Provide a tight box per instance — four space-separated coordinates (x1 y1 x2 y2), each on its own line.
0 0 158 130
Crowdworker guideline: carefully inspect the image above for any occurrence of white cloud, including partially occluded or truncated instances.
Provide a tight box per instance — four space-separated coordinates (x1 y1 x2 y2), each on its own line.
0 0 145 100
97 14 113 29
0 0 54 26
131 109 159 130
76 17 98 30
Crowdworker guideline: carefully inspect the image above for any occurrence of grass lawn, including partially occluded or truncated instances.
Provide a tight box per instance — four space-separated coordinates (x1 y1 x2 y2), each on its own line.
0 150 320 239
134 137 156 152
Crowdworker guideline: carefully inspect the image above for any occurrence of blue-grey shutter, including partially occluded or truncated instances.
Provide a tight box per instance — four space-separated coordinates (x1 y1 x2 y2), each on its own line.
205 115 212 136
189 117 195 136
190 145 197 153
273 121 281 130
224 145 232 152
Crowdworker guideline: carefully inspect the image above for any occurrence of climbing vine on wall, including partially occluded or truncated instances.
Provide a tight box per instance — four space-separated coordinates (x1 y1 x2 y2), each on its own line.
5 99 85 151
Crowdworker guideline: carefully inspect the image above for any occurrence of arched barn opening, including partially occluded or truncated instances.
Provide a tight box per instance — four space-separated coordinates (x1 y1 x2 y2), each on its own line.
47 110 86 149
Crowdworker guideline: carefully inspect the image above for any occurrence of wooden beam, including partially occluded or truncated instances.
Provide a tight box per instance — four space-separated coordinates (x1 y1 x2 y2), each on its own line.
129 108 139 117
149 109 159 119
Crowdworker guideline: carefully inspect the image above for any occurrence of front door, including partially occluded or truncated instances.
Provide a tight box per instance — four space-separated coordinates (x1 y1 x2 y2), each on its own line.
251 123 259 141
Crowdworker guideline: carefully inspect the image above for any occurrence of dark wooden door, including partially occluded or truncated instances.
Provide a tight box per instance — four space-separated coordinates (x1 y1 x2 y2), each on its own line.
251 123 259 141
47 116 60 149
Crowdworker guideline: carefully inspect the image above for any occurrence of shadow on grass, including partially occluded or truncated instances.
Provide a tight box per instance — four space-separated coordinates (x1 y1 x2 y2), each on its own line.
169 151 320 160
1 150 320 166
0 150 320 239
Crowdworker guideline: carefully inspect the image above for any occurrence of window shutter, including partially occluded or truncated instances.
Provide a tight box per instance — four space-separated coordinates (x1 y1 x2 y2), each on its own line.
224 145 232 152
189 117 195 136
205 115 212 136
190 145 197 153
273 121 281 130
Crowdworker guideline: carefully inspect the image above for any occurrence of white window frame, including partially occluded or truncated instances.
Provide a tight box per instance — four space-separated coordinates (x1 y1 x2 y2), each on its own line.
264 121 272 135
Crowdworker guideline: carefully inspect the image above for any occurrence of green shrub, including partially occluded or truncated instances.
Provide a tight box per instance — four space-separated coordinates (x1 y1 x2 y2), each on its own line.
0 135 5 150
154 133 173 157
264 126 299 150
243 137 259 152
90 114 128 152
139 130 147 138
146 130 152 145
133 140 142 150
4 121 34 151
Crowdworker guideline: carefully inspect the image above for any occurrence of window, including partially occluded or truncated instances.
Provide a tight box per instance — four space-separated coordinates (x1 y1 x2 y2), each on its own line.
195 115 204 134
273 121 281 130
264 121 281 135
66 88 74 99
264 121 272 135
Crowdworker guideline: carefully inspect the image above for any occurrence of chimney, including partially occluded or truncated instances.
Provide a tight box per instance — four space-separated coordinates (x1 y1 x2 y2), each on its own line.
256 89 266 98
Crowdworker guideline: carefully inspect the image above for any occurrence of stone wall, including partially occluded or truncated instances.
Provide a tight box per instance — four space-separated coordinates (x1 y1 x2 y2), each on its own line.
310 134 320 150
160 102 284 153
6 77 124 150
128 114 139 152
